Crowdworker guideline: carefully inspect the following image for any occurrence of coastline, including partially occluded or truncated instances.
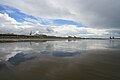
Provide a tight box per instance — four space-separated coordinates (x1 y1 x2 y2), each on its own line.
0 38 66 42
0 34 119 42
0 38 120 42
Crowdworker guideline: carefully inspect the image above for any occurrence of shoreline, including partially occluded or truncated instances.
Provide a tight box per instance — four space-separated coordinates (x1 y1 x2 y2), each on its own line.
0 38 120 42
0 34 119 42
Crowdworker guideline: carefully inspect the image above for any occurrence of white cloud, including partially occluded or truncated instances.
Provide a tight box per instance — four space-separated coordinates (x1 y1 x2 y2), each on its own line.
1 0 120 29
0 13 110 37
0 13 48 34
0 13 17 24
51 25 109 37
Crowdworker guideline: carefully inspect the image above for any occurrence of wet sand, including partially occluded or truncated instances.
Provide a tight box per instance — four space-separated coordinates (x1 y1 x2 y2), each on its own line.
0 40 120 80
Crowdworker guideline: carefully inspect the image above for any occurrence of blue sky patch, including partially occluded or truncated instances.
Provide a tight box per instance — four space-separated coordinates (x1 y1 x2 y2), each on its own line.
53 19 84 27
0 4 85 27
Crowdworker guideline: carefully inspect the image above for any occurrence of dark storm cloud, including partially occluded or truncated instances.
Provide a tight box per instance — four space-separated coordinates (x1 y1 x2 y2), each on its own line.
75 0 120 29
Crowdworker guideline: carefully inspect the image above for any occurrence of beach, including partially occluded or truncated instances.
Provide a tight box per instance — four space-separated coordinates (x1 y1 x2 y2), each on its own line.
0 40 120 80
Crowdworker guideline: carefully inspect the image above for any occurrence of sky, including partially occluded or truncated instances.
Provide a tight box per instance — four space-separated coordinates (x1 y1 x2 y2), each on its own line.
0 0 120 38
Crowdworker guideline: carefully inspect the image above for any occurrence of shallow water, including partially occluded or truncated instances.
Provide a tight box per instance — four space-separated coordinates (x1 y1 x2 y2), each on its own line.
0 40 120 80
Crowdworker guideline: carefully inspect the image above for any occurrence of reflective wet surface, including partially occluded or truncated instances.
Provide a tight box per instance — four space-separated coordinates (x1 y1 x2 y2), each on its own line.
0 40 120 80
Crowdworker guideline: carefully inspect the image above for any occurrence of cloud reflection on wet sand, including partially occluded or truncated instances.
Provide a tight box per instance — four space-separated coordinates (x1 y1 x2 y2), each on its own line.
0 40 120 80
